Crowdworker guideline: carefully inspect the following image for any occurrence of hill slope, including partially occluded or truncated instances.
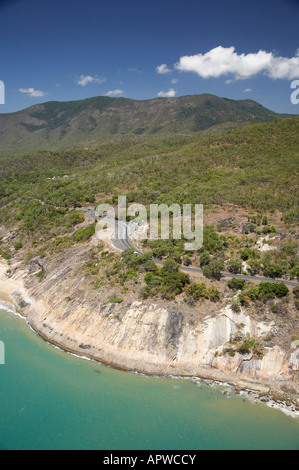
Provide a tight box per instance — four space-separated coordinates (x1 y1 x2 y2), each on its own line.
0 94 291 155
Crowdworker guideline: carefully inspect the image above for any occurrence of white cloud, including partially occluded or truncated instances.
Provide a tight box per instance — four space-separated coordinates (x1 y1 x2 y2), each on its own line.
156 64 172 74
158 88 176 98
175 46 299 80
244 88 252 93
128 67 143 73
171 78 179 84
76 75 106 86
19 87 47 97
104 89 124 97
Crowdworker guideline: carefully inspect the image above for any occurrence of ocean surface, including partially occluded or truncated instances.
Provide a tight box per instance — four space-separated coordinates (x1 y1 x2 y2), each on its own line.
0 304 298 450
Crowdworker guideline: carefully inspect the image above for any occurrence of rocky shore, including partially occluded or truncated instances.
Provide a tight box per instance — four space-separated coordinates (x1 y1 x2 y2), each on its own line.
1 251 298 417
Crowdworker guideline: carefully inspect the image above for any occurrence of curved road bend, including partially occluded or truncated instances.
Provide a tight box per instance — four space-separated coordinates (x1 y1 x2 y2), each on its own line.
83 209 299 288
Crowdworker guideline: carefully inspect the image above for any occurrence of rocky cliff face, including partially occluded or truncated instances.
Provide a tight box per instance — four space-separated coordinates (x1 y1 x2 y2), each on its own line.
6 242 298 412
0 230 295 420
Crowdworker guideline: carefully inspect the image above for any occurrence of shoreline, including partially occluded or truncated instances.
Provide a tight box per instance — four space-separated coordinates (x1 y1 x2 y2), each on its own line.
0 258 298 419
0 260 21 303
1 296 298 419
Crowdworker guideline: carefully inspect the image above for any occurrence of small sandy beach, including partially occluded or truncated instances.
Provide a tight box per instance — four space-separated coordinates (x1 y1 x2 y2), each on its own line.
0 258 20 303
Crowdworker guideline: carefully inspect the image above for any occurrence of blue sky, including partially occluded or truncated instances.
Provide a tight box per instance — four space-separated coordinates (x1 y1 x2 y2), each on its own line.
0 0 299 114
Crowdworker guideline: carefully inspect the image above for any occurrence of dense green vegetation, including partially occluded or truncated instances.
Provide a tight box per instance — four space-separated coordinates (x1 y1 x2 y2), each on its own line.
0 94 289 155
0 116 298 300
186 282 220 303
229 278 290 312
142 258 190 299
80 246 222 303
1 117 298 220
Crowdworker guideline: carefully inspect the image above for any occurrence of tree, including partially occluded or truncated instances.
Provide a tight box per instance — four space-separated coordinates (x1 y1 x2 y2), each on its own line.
262 216 268 225
294 286 299 300
187 282 209 300
208 285 220 302
143 260 159 273
228 278 246 291
258 281 289 301
240 248 251 261
227 258 242 274
248 259 261 276
200 251 210 267
162 258 180 274
262 264 283 279
144 272 161 287
290 265 299 280
144 258 190 299
273 282 289 298
203 260 224 280
183 255 192 266
231 297 241 312
247 286 260 300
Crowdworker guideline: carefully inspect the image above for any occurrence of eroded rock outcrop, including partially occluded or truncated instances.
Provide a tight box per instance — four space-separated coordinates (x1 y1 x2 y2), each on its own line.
2 246 298 408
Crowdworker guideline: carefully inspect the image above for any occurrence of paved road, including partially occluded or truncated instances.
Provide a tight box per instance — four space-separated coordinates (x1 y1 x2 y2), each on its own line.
83 208 299 288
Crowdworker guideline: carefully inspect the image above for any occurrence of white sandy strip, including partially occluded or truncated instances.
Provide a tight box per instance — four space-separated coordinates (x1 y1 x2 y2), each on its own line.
0 259 20 303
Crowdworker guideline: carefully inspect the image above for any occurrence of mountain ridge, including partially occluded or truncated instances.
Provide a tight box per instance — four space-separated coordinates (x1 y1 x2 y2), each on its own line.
0 94 293 155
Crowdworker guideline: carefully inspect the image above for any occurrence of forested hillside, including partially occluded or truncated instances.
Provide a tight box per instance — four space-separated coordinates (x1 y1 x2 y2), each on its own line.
0 94 291 155
0 115 298 313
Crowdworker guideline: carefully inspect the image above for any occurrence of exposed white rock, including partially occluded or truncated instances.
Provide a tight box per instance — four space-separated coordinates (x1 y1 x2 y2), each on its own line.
1 252 298 406
256 235 278 252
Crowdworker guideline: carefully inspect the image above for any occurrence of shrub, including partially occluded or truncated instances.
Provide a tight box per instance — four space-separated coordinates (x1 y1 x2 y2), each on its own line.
144 258 190 298
200 251 210 267
231 297 241 312
228 278 246 291
73 223 96 243
0 249 12 260
141 286 152 298
227 258 242 274
201 226 227 254
144 272 162 288
238 342 251 354
248 259 261 275
187 282 209 300
290 265 299 280
294 286 299 300
238 294 250 307
143 260 159 272
207 285 220 302
258 281 289 301
183 255 192 266
262 264 283 279
203 260 224 280
241 248 259 261
262 226 276 234
240 248 250 261
247 286 260 300
14 241 23 251
108 296 124 304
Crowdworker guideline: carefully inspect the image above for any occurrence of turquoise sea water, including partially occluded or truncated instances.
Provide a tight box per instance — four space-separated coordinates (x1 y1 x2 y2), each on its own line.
0 305 298 450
